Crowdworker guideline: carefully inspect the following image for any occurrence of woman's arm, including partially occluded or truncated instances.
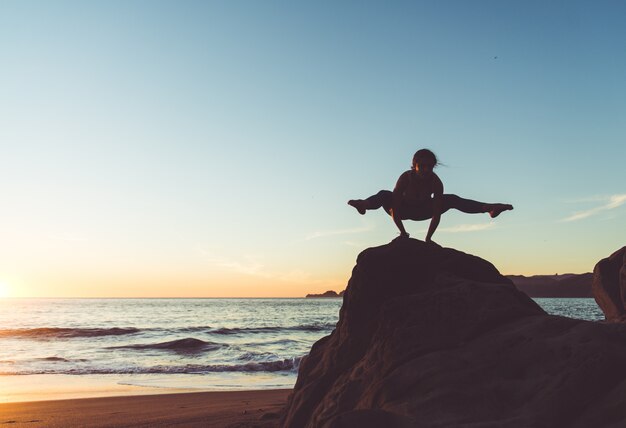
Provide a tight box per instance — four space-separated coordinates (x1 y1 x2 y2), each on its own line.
425 176 444 243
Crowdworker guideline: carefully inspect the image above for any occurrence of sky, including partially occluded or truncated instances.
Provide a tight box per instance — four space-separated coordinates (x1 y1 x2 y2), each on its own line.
0 0 625 298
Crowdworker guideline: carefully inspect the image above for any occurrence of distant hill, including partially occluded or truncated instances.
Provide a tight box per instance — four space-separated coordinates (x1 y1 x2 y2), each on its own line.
305 290 344 298
507 273 593 297
306 274 593 298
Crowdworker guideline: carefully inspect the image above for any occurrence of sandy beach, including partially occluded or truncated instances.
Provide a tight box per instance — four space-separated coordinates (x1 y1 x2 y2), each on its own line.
0 389 290 428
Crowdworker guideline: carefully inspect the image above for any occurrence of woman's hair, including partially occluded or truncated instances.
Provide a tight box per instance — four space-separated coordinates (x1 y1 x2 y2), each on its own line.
412 149 438 169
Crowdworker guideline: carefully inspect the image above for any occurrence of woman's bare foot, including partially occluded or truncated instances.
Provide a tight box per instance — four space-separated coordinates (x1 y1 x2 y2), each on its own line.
348 199 367 215
488 203 514 218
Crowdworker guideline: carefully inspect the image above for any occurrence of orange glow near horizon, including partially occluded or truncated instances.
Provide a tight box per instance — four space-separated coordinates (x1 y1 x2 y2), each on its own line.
0 254 598 299
2 271 348 299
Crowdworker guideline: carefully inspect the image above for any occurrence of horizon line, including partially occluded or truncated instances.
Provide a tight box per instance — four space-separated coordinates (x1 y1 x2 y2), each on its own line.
0 296 327 299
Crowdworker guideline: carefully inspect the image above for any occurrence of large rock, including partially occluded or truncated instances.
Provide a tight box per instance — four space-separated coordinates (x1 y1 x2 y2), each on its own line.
593 247 626 322
281 239 626 428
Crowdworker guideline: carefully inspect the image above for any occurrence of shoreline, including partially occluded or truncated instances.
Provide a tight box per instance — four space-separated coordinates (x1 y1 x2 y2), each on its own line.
0 389 290 427
0 373 296 404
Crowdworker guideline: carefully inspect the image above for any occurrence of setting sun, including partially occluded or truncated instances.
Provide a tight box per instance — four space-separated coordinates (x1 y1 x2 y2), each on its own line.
0 281 10 298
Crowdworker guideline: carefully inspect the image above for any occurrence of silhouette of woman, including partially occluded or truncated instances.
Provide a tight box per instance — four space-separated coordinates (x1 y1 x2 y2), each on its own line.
348 149 513 243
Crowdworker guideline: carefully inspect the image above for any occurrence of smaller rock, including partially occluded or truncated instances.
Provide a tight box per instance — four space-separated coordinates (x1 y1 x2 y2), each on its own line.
592 246 626 321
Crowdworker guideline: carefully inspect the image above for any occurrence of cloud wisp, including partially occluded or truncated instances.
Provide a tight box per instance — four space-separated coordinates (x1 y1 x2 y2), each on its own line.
561 194 626 222
413 223 496 234
438 223 496 233
201 253 265 276
305 223 374 241
48 234 88 242
197 245 340 287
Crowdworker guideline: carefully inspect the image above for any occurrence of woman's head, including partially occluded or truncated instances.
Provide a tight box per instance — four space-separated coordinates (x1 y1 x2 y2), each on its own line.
412 149 438 172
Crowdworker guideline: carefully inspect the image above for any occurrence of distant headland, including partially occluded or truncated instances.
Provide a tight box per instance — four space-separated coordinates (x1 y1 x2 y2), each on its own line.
307 273 593 298
506 273 592 297
305 290 344 298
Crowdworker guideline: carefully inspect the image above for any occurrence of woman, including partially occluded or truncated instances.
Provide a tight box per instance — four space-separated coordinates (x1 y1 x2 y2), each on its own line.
348 149 513 243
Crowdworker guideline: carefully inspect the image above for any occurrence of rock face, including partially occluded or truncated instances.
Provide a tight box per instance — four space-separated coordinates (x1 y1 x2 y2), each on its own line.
281 239 626 428
593 247 626 321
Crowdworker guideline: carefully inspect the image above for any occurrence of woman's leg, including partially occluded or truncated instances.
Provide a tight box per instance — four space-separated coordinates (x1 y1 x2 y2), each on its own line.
442 194 513 218
348 190 393 215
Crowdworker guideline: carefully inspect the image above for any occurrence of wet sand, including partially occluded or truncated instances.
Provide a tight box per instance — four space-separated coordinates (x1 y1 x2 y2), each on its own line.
0 389 290 428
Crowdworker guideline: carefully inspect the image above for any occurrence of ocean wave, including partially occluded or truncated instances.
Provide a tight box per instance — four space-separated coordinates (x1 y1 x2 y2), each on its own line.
210 324 335 335
37 357 71 362
177 326 212 332
241 338 306 347
237 351 276 361
34 356 89 362
107 338 225 354
0 327 141 339
1 356 304 375
0 324 335 339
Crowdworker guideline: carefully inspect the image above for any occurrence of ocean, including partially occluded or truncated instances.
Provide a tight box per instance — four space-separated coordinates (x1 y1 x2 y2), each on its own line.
0 297 604 402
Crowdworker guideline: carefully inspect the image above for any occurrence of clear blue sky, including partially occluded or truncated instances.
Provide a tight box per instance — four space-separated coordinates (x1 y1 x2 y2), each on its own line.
1 1 625 297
